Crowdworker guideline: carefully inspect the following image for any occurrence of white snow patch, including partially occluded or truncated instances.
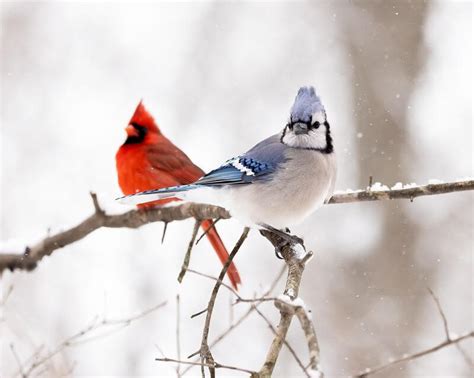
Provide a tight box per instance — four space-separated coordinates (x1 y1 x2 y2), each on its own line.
391 182 403 190
291 297 306 308
308 367 323 378
449 332 459 339
277 294 312 319
428 179 444 185
293 243 307 260
278 293 293 304
286 288 296 298
370 182 390 191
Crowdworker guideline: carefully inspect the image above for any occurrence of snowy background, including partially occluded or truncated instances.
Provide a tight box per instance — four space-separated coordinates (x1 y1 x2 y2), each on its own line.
1 1 472 377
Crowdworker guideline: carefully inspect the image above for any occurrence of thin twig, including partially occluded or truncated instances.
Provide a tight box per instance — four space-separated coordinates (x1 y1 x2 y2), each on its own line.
2 179 472 274
186 267 278 306
176 295 182 378
234 297 278 305
253 305 310 377
454 343 474 367
427 288 473 366
186 268 239 298
191 308 208 319
195 218 221 245
161 222 168 244
18 301 167 377
156 357 257 376
354 331 474 377
89 192 104 215
192 227 250 378
10 344 26 378
177 221 201 284
1 285 14 307
181 265 286 375
427 288 450 340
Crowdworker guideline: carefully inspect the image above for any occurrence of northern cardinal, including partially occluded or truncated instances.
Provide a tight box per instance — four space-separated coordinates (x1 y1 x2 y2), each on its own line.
116 101 241 289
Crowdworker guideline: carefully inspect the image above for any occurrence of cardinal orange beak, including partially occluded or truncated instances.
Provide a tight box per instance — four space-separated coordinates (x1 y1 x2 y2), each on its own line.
125 124 139 137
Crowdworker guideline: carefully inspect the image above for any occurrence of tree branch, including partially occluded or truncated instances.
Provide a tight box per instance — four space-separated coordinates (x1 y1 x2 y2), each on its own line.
258 231 322 377
16 300 167 377
155 357 258 376
328 179 474 204
355 288 473 377
180 265 287 376
189 227 250 378
253 305 310 377
177 220 201 284
1 179 472 274
354 331 474 377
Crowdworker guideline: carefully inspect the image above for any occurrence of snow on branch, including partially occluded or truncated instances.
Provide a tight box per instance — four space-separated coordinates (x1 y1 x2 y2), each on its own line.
329 178 474 204
0 179 473 275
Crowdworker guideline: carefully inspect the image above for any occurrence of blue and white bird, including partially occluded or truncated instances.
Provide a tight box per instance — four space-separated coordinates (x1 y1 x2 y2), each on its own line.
117 86 337 239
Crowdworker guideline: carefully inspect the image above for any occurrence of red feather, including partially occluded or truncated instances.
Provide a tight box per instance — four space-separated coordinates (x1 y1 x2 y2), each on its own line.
116 101 241 289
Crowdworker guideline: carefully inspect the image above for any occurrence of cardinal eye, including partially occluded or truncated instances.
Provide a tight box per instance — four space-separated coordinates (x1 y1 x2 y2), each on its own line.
130 122 147 135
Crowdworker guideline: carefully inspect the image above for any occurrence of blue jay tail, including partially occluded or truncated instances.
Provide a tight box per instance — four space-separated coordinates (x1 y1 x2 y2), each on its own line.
116 184 199 206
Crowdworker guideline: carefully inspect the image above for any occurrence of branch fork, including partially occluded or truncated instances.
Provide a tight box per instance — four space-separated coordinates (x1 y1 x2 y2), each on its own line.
258 231 322 377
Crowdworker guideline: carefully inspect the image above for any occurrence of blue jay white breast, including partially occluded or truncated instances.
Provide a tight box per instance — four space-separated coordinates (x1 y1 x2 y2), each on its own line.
118 86 337 230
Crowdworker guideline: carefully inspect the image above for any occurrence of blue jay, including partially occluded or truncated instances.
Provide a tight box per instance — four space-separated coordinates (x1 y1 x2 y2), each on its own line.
118 86 337 242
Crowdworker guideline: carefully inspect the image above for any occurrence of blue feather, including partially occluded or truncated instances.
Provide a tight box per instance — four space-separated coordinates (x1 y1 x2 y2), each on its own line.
196 134 289 187
196 157 273 186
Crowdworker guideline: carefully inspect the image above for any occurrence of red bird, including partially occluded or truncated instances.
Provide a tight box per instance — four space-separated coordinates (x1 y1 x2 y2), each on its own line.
116 101 241 289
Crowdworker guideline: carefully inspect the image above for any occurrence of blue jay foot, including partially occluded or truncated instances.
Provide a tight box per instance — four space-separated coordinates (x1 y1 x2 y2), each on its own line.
259 223 305 251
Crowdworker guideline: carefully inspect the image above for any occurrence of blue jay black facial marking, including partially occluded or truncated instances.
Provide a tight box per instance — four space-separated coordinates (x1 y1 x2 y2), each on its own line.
124 122 148 144
286 117 319 133
322 121 333 154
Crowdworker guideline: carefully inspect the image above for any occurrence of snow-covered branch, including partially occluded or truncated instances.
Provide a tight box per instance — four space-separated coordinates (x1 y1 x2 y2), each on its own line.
1 179 472 275
258 230 321 376
328 179 473 204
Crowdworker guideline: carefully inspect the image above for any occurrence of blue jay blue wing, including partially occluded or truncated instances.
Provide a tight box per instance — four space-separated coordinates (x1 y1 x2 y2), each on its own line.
196 157 276 187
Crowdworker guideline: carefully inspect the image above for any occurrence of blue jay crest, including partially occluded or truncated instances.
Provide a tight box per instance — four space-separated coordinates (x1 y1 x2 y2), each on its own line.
290 86 325 123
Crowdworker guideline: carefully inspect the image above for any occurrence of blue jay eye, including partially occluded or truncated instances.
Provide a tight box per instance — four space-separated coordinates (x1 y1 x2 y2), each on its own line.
312 121 320 129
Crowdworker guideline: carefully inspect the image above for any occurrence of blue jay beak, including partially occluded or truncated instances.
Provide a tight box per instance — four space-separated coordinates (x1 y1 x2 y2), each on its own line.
293 122 309 135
